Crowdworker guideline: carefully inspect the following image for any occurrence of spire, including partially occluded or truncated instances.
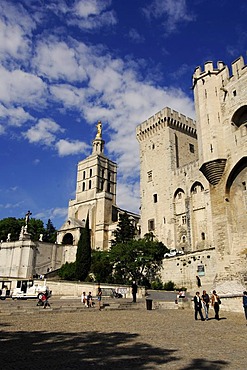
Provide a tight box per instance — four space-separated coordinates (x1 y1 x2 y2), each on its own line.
92 120 105 154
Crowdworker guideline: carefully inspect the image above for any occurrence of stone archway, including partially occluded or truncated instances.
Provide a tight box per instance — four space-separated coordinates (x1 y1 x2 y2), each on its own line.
62 233 74 245
225 158 247 253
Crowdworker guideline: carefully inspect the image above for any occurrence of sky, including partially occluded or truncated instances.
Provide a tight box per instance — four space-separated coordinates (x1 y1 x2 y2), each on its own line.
0 0 246 229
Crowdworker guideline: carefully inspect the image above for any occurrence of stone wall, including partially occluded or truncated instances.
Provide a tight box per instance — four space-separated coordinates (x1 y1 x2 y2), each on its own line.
161 248 217 291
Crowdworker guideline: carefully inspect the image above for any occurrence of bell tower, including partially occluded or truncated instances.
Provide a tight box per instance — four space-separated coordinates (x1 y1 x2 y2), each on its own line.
57 121 117 250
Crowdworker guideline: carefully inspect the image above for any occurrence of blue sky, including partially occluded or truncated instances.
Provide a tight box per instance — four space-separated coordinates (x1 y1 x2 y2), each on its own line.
0 0 246 229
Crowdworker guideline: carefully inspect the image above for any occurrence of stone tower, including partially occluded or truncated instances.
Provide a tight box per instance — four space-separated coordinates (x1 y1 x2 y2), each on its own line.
193 56 247 287
57 121 117 251
136 107 213 252
136 56 247 292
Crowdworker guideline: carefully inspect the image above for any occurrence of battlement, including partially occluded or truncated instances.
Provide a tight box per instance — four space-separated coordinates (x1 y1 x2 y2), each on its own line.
193 56 247 87
136 107 196 141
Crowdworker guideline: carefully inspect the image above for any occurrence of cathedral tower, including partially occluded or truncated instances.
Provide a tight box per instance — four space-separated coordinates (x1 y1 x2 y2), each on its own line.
57 121 117 251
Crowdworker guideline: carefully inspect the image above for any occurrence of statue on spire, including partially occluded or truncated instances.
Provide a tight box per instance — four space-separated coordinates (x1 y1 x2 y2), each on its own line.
96 121 102 139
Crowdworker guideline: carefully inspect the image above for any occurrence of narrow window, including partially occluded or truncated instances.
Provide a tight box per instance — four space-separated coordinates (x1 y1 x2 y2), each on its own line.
107 182 111 192
201 232 205 240
182 215 186 225
189 144 194 153
242 181 246 191
82 182 85 191
148 219 155 231
90 169 92 177
153 194 158 203
233 90 237 97
89 180 92 189
147 171 152 182
83 171 86 180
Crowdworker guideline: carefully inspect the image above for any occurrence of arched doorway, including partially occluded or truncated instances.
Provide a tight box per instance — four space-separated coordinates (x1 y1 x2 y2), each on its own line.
62 233 74 245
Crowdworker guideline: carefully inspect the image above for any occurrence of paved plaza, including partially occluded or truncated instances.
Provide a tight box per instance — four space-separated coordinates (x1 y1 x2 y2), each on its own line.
0 298 246 369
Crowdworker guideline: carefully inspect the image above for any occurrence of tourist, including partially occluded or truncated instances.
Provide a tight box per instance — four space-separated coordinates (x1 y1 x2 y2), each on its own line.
97 285 102 310
243 291 247 324
196 275 201 288
87 292 93 307
193 291 205 321
211 290 221 320
132 281 138 303
81 291 87 306
202 290 210 320
43 290 51 309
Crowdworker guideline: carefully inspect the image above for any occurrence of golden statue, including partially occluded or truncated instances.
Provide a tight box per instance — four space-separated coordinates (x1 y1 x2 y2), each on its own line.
96 121 102 139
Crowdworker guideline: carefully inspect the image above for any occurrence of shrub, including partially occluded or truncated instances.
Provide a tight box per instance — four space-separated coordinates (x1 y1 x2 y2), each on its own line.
163 280 176 291
151 279 164 290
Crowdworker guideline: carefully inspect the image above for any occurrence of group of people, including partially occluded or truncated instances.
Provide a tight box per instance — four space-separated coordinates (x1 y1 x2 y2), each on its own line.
81 285 102 310
193 290 221 321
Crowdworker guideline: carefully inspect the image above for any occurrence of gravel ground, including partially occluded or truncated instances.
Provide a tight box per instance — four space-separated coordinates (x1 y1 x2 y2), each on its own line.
0 299 246 370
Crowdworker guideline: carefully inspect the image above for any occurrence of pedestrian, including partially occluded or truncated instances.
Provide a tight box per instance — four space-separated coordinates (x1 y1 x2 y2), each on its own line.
132 281 138 303
202 290 210 320
97 284 102 310
211 290 221 320
43 290 51 309
196 275 201 288
81 291 87 306
243 291 247 324
193 291 205 321
87 292 93 307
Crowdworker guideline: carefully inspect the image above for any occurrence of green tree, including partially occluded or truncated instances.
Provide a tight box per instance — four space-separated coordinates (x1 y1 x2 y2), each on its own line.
58 262 76 280
27 218 45 241
43 219 57 243
90 250 113 283
112 212 136 245
110 234 168 286
0 217 21 241
75 216 91 281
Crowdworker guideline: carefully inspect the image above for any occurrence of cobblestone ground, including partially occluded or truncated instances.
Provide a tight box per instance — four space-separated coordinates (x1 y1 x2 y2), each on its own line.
0 299 246 370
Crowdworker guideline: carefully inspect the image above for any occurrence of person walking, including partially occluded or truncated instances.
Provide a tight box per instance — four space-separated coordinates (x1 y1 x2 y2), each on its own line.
202 290 210 320
193 292 205 321
132 281 138 303
243 291 247 324
97 285 102 310
211 290 221 320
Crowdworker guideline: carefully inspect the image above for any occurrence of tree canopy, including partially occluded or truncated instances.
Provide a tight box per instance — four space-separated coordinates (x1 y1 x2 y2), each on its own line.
75 216 91 281
112 212 136 245
110 233 168 286
0 216 57 242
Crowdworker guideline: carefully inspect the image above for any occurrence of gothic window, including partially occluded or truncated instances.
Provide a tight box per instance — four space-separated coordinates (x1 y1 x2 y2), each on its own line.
148 219 155 231
82 182 85 191
89 180 92 189
83 171 86 180
147 170 153 182
90 169 92 177
153 194 158 203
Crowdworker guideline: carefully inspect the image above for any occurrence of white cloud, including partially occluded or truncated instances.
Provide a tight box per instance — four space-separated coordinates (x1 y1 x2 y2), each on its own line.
0 66 47 106
56 139 90 157
0 2 34 62
33 39 88 82
116 182 140 215
23 118 64 146
0 104 33 127
142 0 195 35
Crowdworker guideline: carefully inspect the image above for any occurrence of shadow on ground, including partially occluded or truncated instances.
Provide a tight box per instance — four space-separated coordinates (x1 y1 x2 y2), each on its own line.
0 329 230 370
1 330 178 369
